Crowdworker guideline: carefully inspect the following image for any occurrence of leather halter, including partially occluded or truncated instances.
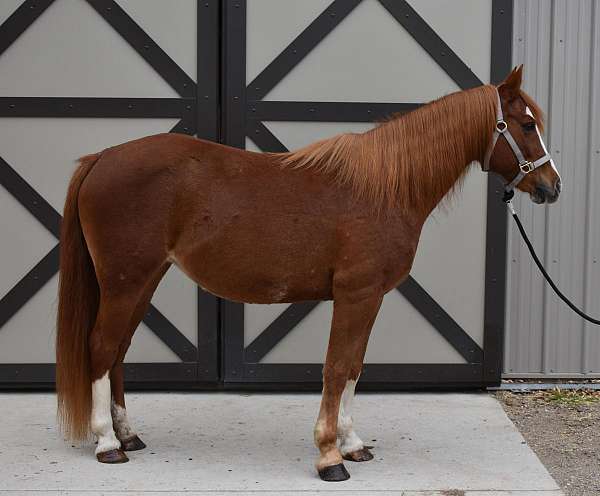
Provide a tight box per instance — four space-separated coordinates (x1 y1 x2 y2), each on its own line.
482 89 552 201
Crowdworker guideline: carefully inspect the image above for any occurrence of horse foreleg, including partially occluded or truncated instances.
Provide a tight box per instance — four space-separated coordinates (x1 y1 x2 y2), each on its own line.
338 306 380 462
314 295 382 481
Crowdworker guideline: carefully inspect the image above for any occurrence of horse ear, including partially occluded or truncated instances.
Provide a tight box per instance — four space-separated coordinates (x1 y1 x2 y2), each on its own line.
499 65 523 98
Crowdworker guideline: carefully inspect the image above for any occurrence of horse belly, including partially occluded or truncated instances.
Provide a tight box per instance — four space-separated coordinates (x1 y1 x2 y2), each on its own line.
173 233 335 304
168 150 346 303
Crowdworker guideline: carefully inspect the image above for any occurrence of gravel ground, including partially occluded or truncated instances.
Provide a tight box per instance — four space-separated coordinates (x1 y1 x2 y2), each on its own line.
496 389 600 496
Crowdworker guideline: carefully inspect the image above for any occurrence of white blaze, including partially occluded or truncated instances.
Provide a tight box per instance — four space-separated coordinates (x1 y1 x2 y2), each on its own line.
91 372 120 454
526 107 561 179
337 379 364 455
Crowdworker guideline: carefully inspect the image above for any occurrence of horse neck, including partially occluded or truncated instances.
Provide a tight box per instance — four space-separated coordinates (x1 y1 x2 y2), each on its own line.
363 85 496 217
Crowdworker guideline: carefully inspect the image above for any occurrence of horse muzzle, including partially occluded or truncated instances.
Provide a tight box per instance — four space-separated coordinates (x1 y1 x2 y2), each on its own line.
531 179 561 204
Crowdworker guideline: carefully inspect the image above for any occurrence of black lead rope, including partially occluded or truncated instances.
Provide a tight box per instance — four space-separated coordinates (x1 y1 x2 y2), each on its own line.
506 200 600 325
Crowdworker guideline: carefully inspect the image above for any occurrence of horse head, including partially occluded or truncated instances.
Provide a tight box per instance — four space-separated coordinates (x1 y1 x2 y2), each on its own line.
487 65 561 204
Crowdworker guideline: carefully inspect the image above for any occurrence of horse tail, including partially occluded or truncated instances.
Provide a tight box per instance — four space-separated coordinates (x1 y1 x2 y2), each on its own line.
56 152 101 441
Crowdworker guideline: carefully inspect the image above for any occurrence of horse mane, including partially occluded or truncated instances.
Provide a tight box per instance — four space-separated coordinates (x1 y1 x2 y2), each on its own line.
274 85 499 213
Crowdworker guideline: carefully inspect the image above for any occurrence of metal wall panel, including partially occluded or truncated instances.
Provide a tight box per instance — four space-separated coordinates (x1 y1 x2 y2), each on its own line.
505 0 600 377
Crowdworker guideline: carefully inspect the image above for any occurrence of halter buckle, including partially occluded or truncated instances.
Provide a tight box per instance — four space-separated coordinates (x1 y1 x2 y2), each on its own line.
519 161 534 173
495 120 507 133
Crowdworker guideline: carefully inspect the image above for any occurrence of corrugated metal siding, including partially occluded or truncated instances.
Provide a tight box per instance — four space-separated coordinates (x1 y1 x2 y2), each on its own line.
505 0 600 377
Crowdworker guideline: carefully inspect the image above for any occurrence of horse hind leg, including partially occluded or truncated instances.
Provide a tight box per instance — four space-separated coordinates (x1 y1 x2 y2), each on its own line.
109 264 170 452
89 292 146 464
110 365 145 451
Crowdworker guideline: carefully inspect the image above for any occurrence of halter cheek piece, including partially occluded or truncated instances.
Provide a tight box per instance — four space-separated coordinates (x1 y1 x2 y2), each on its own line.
482 89 552 202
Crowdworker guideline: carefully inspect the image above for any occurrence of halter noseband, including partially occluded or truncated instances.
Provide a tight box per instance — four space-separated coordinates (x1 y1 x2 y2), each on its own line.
482 89 552 202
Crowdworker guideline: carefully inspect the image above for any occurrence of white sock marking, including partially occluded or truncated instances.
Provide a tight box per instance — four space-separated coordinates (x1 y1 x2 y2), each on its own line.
337 379 364 455
91 372 120 454
111 401 136 441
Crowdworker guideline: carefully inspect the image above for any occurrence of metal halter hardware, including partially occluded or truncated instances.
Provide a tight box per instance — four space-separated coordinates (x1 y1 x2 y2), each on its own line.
482 89 552 201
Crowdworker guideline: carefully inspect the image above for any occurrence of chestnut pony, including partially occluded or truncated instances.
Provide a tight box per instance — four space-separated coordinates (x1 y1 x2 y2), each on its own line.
55 66 560 481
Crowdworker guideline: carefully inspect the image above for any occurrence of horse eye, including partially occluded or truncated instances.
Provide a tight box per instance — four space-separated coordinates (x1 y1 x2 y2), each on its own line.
522 122 536 132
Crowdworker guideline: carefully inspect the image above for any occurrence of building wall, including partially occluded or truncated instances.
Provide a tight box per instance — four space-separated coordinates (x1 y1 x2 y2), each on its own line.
505 0 600 377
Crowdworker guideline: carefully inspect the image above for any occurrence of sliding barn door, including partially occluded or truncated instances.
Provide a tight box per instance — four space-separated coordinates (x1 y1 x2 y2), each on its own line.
0 0 220 387
221 0 512 387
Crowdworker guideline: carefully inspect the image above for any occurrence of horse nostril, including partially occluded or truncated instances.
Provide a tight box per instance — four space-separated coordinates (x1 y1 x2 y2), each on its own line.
556 179 562 193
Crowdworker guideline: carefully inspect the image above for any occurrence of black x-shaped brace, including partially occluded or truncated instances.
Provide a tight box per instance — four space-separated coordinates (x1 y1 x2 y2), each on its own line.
0 0 201 362
0 0 192 96
242 0 486 365
0 0 197 129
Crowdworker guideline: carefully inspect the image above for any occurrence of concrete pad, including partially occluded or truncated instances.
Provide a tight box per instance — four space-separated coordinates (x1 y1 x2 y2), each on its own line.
0 392 561 494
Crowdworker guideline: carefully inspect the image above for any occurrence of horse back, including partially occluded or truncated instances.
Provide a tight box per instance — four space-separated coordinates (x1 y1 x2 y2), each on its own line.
77 134 370 303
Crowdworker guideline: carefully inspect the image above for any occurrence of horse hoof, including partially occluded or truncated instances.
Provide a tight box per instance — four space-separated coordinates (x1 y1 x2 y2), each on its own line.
121 435 146 452
318 463 350 482
96 449 129 464
343 447 374 462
